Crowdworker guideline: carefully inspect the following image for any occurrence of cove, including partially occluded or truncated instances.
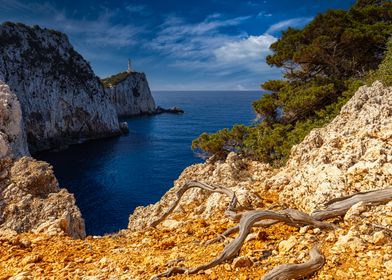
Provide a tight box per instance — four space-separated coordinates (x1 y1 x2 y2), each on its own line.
36 91 263 235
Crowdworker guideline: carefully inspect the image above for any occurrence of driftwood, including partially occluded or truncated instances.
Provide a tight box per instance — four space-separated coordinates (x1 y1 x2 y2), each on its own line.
207 208 335 245
150 181 392 279
311 187 392 220
150 181 240 227
152 210 334 279
261 245 325 280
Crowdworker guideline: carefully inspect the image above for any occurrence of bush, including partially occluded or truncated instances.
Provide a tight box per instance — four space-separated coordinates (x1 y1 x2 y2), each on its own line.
192 0 391 165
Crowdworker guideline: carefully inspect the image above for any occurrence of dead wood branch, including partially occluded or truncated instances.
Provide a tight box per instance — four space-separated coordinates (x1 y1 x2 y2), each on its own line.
311 187 392 220
152 210 333 279
150 181 240 227
261 245 325 280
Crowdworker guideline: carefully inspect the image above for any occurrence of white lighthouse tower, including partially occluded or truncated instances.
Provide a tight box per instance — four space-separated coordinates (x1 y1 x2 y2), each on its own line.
127 59 133 73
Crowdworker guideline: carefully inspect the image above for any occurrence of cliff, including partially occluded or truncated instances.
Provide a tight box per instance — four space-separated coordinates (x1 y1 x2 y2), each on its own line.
0 82 85 239
0 22 121 153
0 82 29 158
102 71 156 116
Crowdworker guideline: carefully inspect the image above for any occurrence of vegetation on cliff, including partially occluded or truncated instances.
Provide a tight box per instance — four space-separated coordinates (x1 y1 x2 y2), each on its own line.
101 71 134 88
192 0 392 165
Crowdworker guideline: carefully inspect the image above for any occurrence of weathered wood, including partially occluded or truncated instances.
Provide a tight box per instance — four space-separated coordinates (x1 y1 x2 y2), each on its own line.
207 208 336 245
261 245 325 280
152 210 334 279
150 182 392 279
311 187 392 220
150 181 240 227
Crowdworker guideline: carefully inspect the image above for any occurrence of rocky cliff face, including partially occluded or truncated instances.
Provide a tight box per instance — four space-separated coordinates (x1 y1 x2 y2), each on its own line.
0 77 85 239
272 81 392 212
103 72 156 116
0 81 29 158
0 157 85 239
0 22 121 153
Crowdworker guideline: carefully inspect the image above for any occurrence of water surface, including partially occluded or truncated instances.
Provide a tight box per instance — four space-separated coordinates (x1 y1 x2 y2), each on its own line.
37 91 263 235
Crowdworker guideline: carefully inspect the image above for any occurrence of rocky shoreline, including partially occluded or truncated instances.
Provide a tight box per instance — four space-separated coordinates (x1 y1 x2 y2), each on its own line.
0 22 391 279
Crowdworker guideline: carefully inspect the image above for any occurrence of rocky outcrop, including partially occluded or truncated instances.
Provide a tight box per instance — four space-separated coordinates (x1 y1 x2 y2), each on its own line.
128 81 392 231
129 152 275 230
271 81 392 212
103 72 156 116
0 157 85 238
0 81 29 158
0 22 121 153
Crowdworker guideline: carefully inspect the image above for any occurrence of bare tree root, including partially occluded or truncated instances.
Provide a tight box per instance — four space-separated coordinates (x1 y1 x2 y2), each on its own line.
207 208 336 245
152 210 334 279
261 245 325 280
311 187 392 220
150 180 241 227
150 181 392 279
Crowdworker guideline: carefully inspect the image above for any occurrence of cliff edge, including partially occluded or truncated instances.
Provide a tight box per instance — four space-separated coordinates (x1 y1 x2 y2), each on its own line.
102 71 156 116
0 22 121 153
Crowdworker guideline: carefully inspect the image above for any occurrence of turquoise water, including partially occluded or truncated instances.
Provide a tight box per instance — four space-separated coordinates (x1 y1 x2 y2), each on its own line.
37 91 263 235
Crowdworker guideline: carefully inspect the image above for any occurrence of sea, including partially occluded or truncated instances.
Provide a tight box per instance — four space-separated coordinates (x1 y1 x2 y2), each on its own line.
37 91 263 235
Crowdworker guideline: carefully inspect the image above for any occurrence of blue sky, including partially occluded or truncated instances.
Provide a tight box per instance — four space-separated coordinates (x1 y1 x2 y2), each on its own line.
1 0 356 90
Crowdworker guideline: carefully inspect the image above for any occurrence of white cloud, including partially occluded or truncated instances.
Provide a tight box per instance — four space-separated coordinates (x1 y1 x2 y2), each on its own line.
265 17 312 34
214 34 276 63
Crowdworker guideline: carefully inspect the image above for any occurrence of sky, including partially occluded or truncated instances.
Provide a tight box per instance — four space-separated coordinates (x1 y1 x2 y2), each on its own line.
1 0 356 90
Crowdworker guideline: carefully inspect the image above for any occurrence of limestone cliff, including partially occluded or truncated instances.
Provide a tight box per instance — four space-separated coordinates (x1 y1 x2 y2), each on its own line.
0 79 85 238
0 82 29 158
102 71 156 116
0 22 121 153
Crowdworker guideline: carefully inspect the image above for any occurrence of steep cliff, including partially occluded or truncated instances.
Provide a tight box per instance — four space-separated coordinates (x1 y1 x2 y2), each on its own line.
0 80 85 238
0 22 121 153
102 71 156 116
0 81 29 158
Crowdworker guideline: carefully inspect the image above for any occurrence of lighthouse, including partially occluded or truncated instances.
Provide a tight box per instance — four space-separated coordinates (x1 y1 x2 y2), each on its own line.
127 59 133 73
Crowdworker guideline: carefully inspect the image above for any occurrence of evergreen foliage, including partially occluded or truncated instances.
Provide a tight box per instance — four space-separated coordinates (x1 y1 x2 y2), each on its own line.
101 72 133 88
192 0 392 165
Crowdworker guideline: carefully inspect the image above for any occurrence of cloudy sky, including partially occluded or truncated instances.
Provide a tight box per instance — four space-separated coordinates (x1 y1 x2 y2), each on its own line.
1 0 355 90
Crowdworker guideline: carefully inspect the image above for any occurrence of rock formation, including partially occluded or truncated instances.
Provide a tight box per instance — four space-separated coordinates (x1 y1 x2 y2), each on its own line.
0 157 85 239
0 77 85 239
0 81 29 158
103 72 156 116
0 22 121 153
272 81 392 212
126 81 392 279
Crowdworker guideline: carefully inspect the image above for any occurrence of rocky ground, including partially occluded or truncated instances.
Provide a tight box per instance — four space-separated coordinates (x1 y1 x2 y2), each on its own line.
0 82 391 279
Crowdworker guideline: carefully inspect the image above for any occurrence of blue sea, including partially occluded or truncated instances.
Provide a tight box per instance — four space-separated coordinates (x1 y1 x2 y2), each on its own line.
37 91 263 235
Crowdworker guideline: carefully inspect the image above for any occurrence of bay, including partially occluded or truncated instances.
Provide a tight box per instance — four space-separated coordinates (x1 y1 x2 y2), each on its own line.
37 90 263 235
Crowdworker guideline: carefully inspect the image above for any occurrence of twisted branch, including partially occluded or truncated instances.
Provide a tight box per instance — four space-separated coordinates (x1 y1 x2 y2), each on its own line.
261 245 325 280
150 180 240 227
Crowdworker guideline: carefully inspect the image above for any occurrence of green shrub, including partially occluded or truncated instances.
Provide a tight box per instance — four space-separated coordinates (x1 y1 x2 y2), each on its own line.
192 0 391 165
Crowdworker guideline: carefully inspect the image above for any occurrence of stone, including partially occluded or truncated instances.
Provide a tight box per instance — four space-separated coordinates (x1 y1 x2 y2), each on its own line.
372 231 388 245
161 219 182 229
0 157 85 238
278 236 297 253
232 256 253 268
0 82 29 159
119 122 129 134
384 260 392 274
344 202 368 221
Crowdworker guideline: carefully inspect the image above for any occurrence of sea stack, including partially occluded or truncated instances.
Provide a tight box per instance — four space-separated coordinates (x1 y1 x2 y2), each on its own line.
102 70 157 116
0 22 121 153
